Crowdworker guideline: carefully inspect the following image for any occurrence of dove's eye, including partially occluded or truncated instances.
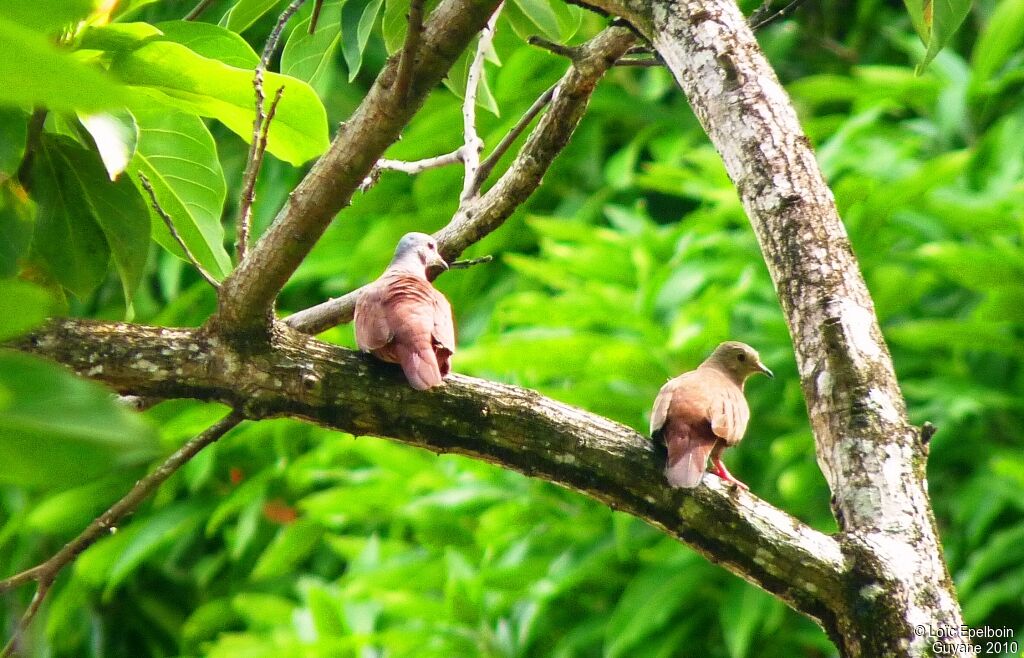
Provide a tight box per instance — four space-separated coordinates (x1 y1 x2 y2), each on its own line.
738 354 747 362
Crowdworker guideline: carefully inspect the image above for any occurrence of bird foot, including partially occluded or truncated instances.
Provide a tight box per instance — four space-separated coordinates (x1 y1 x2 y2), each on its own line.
711 459 748 491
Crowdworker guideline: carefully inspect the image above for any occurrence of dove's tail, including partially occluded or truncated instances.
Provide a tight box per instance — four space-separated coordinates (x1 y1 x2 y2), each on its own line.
663 427 717 488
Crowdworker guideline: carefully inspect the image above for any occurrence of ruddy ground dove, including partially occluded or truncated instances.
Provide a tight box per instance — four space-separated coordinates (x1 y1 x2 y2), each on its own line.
354 233 455 390
650 341 773 489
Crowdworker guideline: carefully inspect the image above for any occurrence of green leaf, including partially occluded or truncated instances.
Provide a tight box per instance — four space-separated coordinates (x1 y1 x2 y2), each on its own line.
30 136 110 298
550 2 584 41
342 0 383 82
0 180 35 277
36 135 150 307
0 279 50 341
111 40 330 165
249 519 324 581
127 106 232 279
77 22 164 54
0 17 128 114
0 0 92 33
282 0 344 89
155 20 260 69
78 110 139 180
510 0 560 41
0 108 28 176
223 0 284 33
0 350 158 489
905 0 973 72
970 0 1024 85
382 0 408 54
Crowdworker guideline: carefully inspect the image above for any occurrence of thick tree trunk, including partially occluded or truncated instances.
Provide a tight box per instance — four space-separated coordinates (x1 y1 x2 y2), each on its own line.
580 0 970 655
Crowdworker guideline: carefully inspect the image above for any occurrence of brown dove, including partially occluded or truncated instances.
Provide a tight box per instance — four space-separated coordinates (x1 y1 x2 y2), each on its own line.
650 341 773 489
354 232 455 390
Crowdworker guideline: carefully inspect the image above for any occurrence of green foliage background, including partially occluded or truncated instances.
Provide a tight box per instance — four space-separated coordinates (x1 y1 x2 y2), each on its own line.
1 0 1022 656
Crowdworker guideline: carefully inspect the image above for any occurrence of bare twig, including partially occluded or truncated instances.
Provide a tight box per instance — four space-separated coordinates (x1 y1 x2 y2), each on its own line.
0 411 243 658
309 0 325 33
237 81 285 262
284 27 638 334
527 35 577 60
449 255 493 269
184 0 217 21
474 83 556 187
749 0 808 30
138 173 220 289
237 72 265 262
236 0 306 262
394 0 425 101
379 150 464 174
459 3 502 202
614 56 664 67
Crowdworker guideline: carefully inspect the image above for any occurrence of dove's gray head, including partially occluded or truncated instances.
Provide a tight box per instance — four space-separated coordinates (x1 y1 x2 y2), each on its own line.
388 232 448 278
703 341 774 384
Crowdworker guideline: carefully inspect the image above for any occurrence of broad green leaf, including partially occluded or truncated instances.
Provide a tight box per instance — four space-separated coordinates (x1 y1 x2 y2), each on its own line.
0 180 35 277
0 350 158 489
342 0 383 82
282 0 343 88
111 40 330 165
223 0 284 33
78 110 139 180
249 519 323 581
904 0 973 71
382 0 408 54
0 17 128 113
0 279 50 341
155 20 260 69
510 0 560 41
0 108 28 176
37 135 150 307
0 0 92 33
128 106 231 280
30 136 110 298
551 2 584 41
970 0 1024 85
78 22 164 54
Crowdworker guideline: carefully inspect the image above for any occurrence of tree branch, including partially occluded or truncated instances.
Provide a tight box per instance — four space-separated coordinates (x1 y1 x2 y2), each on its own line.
214 0 504 335
459 3 501 202
378 150 463 175
0 410 242 657
474 82 556 188
184 0 217 21
573 0 968 655
394 0 425 101
138 173 220 289
12 318 846 631
236 0 305 261
237 81 285 262
284 26 638 335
